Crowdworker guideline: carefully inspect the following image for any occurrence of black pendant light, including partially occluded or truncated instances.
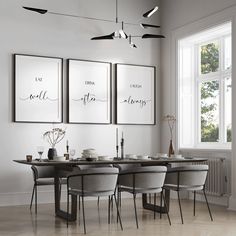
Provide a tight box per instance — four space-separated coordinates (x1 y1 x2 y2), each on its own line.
143 6 159 18
91 32 115 40
22 6 47 14
22 1 165 48
142 34 165 39
140 23 160 29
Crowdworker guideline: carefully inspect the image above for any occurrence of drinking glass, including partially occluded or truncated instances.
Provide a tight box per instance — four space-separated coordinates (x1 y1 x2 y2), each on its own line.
69 149 76 159
37 146 44 162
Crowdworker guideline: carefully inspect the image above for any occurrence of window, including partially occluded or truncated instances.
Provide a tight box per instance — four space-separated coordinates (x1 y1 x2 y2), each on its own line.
178 22 231 149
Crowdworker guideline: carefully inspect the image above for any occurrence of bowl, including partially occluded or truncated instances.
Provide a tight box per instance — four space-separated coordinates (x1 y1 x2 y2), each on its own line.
125 154 137 159
137 155 149 160
173 154 184 159
156 153 168 158
53 156 65 162
85 157 97 162
98 156 111 161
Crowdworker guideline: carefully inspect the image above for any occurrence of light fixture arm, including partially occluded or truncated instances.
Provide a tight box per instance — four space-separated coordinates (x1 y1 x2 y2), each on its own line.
129 35 131 44
116 0 118 23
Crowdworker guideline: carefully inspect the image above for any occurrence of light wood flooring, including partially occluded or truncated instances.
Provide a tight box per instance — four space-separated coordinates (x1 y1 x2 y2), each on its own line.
0 198 236 236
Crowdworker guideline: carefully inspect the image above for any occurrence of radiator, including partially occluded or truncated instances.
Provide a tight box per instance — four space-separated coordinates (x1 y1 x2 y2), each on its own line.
194 158 227 196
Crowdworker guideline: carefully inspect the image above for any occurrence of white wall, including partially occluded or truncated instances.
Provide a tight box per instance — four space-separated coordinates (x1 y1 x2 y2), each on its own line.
160 0 236 207
0 0 161 206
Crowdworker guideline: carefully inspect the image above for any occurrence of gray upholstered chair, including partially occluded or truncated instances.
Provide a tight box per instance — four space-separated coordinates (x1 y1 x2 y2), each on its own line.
66 167 122 234
77 164 113 207
30 166 65 214
118 166 170 228
163 165 213 224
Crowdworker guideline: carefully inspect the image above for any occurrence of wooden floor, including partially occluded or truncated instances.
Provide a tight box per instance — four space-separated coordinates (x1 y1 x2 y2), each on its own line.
0 198 236 236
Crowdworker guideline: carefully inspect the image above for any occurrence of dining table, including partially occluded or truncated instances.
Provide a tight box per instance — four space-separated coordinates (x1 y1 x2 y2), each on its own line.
14 157 207 221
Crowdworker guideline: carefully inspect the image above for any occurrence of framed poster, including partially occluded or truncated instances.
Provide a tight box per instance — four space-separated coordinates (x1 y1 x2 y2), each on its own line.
68 59 111 124
14 54 63 123
115 64 156 125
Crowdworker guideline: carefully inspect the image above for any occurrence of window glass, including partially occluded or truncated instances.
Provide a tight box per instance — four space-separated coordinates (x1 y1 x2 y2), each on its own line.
225 77 232 142
224 36 231 70
200 42 219 75
200 81 219 142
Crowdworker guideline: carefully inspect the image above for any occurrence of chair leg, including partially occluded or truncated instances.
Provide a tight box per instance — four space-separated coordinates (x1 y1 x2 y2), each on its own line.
119 191 122 208
177 191 183 224
59 182 62 202
154 193 156 219
117 191 122 223
67 192 69 228
108 196 111 224
116 189 119 223
113 194 123 230
193 191 196 216
133 194 139 229
35 185 37 214
162 192 171 226
30 185 35 211
160 191 163 219
203 189 213 221
111 195 114 210
81 196 86 234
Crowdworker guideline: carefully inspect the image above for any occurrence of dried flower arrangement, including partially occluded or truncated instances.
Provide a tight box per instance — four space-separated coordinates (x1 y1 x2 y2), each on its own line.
163 115 176 157
43 128 66 148
163 115 176 140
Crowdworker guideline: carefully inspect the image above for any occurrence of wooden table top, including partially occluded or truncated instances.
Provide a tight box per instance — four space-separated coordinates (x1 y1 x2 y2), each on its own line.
13 157 208 166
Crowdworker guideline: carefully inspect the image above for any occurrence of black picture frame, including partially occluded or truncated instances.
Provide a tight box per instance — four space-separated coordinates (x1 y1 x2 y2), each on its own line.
115 63 156 125
68 59 112 124
14 54 63 123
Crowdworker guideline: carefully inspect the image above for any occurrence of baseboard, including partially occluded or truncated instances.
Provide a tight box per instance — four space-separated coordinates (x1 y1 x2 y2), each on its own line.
170 191 229 207
190 192 229 207
0 190 133 207
0 190 229 208
228 196 236 210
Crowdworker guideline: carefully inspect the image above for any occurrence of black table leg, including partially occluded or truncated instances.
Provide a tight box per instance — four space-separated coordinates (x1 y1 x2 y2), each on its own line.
54 167 77 221
142 189 170 213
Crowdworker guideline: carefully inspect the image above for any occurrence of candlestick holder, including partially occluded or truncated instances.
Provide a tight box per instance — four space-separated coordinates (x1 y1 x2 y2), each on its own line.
116 145 119 159
120 138 124 159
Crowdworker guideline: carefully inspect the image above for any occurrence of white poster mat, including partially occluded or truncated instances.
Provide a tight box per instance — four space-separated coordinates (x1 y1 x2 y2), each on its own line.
116 64 155 125
69 60 111 124
15 55 62 123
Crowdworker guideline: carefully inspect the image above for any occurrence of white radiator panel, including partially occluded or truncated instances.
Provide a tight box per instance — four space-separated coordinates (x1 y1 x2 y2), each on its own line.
194 158 227 196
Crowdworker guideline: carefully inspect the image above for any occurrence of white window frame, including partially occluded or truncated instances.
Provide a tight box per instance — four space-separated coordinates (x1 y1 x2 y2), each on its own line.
195 35 231 148
178 21 232 149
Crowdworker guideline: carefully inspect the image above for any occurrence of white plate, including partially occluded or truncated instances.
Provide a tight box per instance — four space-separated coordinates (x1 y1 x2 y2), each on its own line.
125 154 137 159
49 159 69 162
137 155 149 160
98 156 112 161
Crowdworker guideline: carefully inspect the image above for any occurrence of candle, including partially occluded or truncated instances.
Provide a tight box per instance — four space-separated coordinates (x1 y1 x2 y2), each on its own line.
116 128 118 146
122 131 123 139
66 140 68 146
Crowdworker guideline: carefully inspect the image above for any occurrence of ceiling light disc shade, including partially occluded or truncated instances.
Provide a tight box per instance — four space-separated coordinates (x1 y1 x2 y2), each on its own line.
91 32 115 40
142 34 165 39
143 6 159 18
140 23 160 29
119 29 128 39
22 6 48 14
130 43 137 48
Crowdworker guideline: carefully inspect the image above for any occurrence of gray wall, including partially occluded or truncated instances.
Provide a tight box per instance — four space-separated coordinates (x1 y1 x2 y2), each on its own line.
160 0 236 152
160 0 236 206
0 0 161 205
